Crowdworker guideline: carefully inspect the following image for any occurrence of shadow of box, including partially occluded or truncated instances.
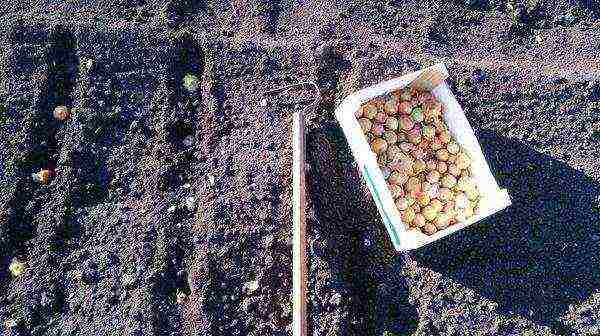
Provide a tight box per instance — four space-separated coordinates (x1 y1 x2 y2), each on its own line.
413 130 600 334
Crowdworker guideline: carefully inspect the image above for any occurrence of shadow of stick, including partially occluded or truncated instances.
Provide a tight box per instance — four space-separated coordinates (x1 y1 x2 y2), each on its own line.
413 130 600 335
306 123 419 335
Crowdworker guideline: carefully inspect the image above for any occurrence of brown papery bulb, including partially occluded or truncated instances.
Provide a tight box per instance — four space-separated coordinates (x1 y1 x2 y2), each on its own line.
53 105 70 121
371 138 388 154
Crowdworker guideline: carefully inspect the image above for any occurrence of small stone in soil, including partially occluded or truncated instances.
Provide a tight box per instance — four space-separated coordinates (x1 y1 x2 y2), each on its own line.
245 279 259 293
183 135 195 147
329 292 342 306
176 289 188 304
185 197 196 211
4 319 18 329
207 174 216 186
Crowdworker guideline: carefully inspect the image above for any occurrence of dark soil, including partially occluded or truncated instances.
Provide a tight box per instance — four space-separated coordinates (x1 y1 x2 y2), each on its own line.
0 1 599 335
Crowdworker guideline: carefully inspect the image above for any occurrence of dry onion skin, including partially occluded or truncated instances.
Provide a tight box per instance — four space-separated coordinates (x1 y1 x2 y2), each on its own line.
359 89 480 236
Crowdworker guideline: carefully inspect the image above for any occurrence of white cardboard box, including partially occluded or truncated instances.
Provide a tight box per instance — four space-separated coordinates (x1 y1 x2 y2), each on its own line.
334 63 511 251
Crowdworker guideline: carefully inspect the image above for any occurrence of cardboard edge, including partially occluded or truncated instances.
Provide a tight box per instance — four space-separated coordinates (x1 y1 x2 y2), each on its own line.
335 63 512 252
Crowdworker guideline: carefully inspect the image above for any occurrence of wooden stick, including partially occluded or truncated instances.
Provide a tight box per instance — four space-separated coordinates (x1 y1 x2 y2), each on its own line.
292 109 308 336
262 83 319 336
